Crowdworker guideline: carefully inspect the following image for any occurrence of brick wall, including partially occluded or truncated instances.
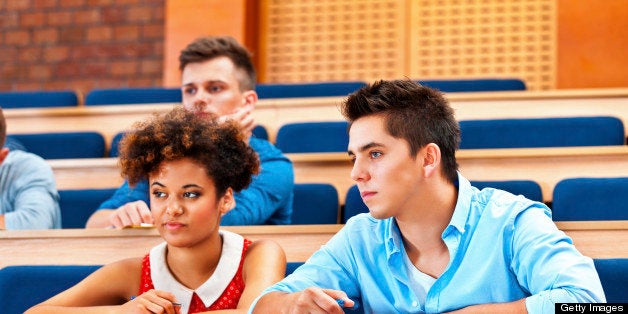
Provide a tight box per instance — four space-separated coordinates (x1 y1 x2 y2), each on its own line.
0 0 165 98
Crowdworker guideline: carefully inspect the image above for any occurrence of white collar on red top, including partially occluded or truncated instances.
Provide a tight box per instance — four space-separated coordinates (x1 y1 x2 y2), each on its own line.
149 230 244 314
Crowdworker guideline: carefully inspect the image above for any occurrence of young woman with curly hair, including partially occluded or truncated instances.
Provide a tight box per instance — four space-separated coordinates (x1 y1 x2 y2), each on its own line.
27 108 286 314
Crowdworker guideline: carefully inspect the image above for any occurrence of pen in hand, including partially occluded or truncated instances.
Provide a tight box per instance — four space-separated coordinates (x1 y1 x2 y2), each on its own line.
130 295 181 307
336 298 359 310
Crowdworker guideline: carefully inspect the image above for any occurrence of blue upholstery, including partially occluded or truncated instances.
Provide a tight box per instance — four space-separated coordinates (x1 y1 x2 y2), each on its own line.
285 262 304 276
552 177 628 221
292 183 339 224
343 180 543 223
417 78 526 92
84 87 181 105
7 132 106 159
0 265 102 314
256 81 366 99
0 90 78 108
59 188 118 228
275 121 349 153
252 125 269 141
459 116 625 149
593 259 628 302
472 180 543 202
343 185 369 223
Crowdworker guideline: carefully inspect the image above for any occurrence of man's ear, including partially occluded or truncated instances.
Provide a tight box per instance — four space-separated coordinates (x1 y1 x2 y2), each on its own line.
242 90 258 109
422 143 441 177
0 147 9 165
219 188 236 215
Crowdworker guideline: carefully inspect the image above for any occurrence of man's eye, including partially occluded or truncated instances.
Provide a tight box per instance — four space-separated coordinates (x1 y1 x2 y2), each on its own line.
370 151 382 158
183 87 196 95
209 85 223 93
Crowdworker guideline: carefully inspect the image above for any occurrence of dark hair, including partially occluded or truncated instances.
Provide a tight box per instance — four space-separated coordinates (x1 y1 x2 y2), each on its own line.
119 107 260 196
179 36 256 91
341 79 460 183
0 108 5 147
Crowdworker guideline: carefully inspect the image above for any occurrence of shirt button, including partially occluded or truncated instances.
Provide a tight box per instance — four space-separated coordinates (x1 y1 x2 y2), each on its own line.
412 301 418 307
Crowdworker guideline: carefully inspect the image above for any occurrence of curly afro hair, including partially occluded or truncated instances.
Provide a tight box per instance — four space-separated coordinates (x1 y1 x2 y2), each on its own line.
118 107 260 196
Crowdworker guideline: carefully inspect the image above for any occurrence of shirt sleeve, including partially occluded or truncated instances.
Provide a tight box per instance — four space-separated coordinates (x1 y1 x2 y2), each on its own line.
97 180 150 210
220 139 294 225
510 206 606 313
4 154 61 229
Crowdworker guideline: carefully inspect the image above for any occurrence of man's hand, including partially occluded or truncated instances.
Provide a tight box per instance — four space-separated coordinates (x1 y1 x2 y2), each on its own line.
219 105 255 140
254 288 355 314
108 200 153 229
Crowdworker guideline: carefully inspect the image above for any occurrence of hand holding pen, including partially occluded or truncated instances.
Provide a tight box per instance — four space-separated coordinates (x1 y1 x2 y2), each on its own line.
285 287 358 313
126 290 181 314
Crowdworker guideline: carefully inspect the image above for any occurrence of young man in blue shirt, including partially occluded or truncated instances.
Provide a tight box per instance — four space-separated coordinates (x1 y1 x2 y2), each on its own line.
86 36 294 228
251 80 605 313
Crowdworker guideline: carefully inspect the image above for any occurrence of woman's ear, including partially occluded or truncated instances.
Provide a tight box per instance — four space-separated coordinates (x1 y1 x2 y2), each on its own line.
219 188 236 215
422 143 441 177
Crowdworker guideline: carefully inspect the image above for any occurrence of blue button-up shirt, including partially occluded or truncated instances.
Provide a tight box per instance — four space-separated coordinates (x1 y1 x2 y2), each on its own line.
97 137 294 225
253 173 605 313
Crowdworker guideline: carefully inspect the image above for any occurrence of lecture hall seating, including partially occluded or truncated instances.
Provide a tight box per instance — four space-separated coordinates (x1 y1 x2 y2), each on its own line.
275 121 349 153
256 81 366 99
292 183 340 224
417 78 526 92
84 87 182 106
0 90 79 108
6 132 106 159
58 188 117 228
551 177 628 221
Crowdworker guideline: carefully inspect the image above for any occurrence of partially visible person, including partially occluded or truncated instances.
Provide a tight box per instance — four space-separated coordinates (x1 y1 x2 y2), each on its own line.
86 36 294 228
250 80 605 313
0 107 61 230
27 107 286 314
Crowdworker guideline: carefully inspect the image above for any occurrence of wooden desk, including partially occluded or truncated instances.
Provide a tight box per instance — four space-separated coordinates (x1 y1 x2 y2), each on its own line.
6 88 628 145
49 145 628 204
0 221 625 268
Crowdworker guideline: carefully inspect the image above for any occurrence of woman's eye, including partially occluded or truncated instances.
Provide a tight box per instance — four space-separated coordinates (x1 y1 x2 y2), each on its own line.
152 191 166 198
184 191 199 198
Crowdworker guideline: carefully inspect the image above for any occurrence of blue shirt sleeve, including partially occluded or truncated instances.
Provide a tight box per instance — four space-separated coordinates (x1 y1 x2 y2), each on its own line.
97 180 150 210
2 151 61 229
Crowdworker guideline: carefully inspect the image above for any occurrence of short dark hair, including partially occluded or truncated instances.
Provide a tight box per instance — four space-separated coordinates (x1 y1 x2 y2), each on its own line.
341 79 460 183
0 108 6 148
179 36 256 91
119 107 260 196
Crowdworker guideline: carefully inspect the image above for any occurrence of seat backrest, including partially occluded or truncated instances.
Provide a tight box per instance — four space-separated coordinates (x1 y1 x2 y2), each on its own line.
459 116 625 149
59 188 118 228
7 132 106 159
593 258 628 302
256 81 366 99
84 87 181 105
0 90 79 108
292 183 339 224
0 265 102 314
275 121 349 153
417 78 526 92
552 177 628 221
343 184 369 223
472 180 543 202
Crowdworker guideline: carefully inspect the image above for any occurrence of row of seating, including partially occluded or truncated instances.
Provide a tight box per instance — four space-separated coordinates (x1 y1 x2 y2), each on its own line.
8 115 625 159
1 257 624 313
58 177 628 229
0 78 526 108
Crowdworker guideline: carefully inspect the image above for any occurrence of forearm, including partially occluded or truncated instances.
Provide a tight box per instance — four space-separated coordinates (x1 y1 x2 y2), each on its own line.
85 210 114 228
26 304 121 314
251 292 296 314
446 298 527 314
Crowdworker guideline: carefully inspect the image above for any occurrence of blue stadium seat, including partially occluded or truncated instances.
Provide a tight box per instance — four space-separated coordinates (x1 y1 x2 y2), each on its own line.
0 265 102 314
7 132 106 159
292 183 339 224
472 180 543 203
417 78 526 92
275 121 349 153
256 81 366 99
59 188 118 228
343 180 543 223
0 90 79 108
593 258 628 302
285 262 304 276
459 116 625 149
552 177 628 221
84 87 181 105
252 125 269 141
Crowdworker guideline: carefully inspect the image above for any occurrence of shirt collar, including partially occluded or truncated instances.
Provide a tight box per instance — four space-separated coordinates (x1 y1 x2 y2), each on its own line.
149 230 244 314
447 172 472 235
